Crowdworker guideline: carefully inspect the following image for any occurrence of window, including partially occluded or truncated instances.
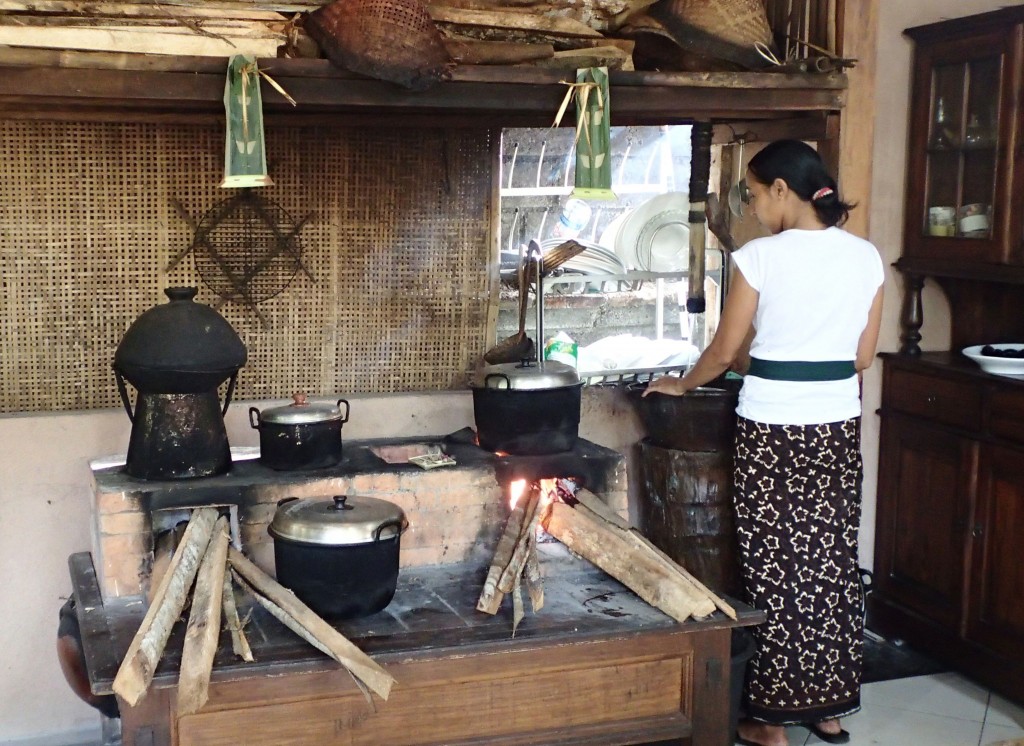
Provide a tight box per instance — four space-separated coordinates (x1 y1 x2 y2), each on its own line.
498 125 724 380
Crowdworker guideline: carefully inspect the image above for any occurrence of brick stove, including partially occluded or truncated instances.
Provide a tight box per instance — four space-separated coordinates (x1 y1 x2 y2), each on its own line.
89 428 628 602
76 429 760 746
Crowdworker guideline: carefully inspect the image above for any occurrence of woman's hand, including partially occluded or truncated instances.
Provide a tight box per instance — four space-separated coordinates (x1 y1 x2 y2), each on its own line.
642 376 690 397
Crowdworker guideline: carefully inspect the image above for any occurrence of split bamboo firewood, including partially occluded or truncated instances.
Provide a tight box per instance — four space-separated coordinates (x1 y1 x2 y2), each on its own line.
177 516 231 716
113 507 219 707
524 537 544 612
573 489 736 619
477 495 530 614
221 567 254 662
543 500 716 621
497 488 544 594
227 547 395 701
443 38 555 64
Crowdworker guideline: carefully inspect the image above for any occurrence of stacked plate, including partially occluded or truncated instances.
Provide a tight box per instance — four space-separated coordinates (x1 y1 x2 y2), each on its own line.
539 238 627 293
600 192 690 272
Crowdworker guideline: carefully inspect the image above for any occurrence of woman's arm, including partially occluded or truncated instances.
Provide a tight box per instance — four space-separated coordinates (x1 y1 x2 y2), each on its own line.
643 269 759 397
730 324 756 375
855 285 885 373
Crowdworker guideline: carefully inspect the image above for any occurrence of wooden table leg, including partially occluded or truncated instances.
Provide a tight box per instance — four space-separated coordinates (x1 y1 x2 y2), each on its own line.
688 628 732 746
118 688 173 746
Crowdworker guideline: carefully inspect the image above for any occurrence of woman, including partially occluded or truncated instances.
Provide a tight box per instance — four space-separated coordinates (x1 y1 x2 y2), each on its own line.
644 139 884 746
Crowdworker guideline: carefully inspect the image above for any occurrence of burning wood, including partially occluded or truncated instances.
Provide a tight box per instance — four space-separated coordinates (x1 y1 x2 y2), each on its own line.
112 507 394 713
477 483 732 631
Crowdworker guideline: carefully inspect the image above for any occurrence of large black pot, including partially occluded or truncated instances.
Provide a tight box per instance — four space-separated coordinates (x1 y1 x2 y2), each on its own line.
471 359 582 455
627 377 740 452
250 393 350 471
269 494 407 619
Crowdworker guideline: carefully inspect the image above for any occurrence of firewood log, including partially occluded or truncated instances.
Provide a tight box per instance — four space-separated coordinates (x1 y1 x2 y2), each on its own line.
227 547 395 701
113 507 219 707
573 489 736 619
477 497 529 614
177 516 230 716
222 567 254 662
443 38 554 64
543 501 716 621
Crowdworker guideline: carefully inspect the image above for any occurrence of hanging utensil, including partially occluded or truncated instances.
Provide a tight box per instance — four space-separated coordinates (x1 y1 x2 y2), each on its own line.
483 245 535 364
727 140 747 218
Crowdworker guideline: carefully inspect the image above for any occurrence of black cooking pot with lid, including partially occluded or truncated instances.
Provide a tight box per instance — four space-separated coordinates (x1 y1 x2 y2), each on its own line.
470 358 583 454
250 393 350 471
114 287 247 394
268 494 407 619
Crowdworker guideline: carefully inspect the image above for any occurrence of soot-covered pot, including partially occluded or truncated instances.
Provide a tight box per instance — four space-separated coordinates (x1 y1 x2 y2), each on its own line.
268 494 407 619
249 393 350 471
470 358 582 455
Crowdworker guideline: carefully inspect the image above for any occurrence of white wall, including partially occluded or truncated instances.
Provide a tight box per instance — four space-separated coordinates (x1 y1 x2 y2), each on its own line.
859 0 1010 571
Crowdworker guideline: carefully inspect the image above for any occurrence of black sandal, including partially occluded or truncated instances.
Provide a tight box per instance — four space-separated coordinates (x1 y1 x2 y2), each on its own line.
805 722 850 744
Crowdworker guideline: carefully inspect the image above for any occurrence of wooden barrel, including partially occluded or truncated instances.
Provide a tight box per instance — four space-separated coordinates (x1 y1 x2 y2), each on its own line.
638 438 742 597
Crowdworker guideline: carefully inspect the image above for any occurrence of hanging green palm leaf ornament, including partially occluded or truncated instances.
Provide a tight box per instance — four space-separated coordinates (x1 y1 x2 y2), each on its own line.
221 55 295 188
553 67 616 201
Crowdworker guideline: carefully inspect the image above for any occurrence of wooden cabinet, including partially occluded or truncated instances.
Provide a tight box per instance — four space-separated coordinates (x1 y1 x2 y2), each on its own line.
902 11 1024 265
871 355 1024 703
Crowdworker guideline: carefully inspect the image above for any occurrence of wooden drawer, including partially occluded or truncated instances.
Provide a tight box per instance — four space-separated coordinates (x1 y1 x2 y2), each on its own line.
887 368 981 431
989 389 1024 445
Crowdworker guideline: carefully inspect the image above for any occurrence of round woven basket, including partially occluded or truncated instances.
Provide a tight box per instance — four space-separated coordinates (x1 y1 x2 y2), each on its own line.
305 0 452 90
661 0 772 48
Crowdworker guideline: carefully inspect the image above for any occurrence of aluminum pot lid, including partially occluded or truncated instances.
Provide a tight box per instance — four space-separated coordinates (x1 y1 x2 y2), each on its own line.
257 392 348 425
473 358 581 390
269 494 406 545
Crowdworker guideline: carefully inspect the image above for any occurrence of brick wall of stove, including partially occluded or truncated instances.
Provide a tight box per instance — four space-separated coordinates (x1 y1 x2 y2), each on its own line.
91 458 628 602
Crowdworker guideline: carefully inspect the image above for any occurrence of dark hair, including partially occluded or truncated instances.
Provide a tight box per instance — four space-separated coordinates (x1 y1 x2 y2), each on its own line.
746 139 854 227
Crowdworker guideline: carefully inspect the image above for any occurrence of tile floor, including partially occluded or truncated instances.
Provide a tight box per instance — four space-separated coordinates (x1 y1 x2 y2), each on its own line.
738 671 1024 746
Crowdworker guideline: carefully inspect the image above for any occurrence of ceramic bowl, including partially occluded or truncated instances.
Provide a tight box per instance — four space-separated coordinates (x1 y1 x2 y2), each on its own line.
962 344 1024 376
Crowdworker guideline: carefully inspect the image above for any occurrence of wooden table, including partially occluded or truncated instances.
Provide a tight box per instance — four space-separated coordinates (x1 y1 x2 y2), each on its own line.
71 546 763 746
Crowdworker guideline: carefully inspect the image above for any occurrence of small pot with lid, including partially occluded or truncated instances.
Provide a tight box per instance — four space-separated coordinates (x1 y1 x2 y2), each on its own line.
269 494 407 619
470 358 583 455
250 393 350 471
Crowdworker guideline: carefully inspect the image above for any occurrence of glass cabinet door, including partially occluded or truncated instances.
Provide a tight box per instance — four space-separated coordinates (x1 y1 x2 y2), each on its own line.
923 56 1000 241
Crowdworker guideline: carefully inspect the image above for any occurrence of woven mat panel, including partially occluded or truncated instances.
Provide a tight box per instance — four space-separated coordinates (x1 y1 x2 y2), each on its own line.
0 121 494 413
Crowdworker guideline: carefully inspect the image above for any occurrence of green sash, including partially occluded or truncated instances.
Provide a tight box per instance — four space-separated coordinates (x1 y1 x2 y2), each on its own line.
747 357 856 382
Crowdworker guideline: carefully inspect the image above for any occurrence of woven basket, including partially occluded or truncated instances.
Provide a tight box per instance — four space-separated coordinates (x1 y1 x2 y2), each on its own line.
305 0 453 91
663 0 773 47
650 0 776 69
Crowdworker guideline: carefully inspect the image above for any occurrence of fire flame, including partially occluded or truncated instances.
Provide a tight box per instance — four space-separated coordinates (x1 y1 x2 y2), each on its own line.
508 477 564 510
508 479 528 509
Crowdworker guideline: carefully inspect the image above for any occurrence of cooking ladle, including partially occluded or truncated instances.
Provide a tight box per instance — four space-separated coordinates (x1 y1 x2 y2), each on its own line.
727 141 746 218
483 245 535 364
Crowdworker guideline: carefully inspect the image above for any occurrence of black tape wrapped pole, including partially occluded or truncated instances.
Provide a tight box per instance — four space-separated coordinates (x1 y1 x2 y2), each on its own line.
688 122 713 348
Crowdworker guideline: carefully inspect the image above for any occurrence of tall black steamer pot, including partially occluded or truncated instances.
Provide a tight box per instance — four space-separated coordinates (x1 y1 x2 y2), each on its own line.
249 393 350 471
268 494 407 619
113 287 247 480
471 359 582 455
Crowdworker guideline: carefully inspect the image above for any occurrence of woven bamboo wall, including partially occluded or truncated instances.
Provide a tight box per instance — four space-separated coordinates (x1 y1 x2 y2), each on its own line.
0 121 495 413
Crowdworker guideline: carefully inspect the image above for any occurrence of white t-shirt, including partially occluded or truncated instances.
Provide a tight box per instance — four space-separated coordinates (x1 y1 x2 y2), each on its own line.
730 226 884 425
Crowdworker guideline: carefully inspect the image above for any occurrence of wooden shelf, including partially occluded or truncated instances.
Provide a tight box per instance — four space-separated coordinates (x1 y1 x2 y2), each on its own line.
0 47 846 127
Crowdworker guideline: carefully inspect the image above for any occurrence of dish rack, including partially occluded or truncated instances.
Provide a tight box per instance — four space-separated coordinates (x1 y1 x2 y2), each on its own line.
579 363 690 387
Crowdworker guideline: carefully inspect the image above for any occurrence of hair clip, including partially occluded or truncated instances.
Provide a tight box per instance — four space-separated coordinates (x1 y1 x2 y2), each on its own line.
812 187 834 201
